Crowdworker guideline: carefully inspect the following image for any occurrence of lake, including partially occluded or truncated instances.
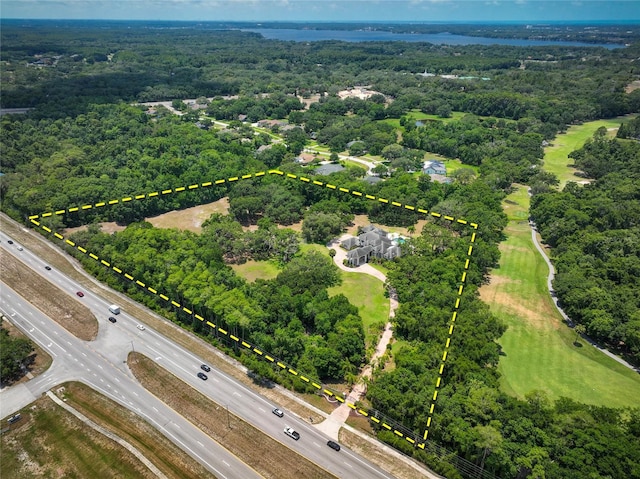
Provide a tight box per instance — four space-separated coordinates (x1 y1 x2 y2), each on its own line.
242 28 623 49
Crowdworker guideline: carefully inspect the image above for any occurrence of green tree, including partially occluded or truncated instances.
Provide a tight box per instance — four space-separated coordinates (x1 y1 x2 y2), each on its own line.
474 424 503 474
0 325 34 384
574 323 586 346
276 251 341 295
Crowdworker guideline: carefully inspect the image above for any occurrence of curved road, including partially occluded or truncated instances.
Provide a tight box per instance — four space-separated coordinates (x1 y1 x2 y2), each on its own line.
527 208 638 373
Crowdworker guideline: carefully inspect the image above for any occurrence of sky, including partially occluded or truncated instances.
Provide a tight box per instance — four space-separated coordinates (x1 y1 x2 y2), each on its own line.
2 0 639 23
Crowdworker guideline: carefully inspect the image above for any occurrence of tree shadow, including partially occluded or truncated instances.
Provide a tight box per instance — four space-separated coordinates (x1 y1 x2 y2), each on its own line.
247 370 276 389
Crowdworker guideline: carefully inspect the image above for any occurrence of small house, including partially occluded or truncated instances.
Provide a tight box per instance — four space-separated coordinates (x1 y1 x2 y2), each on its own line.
423 160 446 176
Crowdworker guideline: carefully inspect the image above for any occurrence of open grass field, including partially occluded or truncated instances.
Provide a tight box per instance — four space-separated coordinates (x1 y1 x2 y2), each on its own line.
479 185 640 407
231 259 281 282
543 116 632 187
340 158 370 172
379 109 466 129
0 385 192 479
328 272 390 347
299 242 330 256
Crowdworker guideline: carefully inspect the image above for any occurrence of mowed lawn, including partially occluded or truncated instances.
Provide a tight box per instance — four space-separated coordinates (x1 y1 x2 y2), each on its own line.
543 116 631 187
230 246 390 348
480 185 640 408
231 260 281 282
328 272 390 347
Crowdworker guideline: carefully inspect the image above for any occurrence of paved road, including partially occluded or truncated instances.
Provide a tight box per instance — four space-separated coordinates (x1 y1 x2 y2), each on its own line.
0 233 399 479
0 281 259 479
526 204 639 373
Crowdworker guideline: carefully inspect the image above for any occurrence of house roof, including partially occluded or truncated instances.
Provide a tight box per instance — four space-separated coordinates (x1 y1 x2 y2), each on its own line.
347 246 373 257
423 160 446 169
314 164 346 176
341 237 360 250
363 175 383 184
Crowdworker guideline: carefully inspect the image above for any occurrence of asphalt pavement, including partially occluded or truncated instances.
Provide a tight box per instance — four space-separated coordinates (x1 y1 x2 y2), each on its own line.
0 232 399 479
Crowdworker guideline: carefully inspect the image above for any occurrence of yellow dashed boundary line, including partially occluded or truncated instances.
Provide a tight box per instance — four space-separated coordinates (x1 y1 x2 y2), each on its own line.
28 172 267 220
421 226 477 441
29 169 479 448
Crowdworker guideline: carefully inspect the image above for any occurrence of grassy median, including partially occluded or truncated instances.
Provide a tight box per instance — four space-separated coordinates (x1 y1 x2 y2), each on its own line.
129 352 337 479
0 249 98 341
1 382 213 479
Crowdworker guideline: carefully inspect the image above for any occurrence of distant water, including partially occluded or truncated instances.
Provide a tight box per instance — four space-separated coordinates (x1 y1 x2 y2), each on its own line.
243 28 623 49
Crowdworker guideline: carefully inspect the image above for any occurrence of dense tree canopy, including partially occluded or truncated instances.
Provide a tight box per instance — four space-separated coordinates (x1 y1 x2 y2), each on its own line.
531 133 640 362
2 22 640 479
0 322 34 384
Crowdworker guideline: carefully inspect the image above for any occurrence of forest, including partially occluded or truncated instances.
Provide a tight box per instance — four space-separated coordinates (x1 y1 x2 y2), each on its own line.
530 131 640 364
2 21 640 479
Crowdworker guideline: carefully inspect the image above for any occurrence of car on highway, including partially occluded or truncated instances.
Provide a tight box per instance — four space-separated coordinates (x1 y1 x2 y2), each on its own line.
17 246 23 251
76 291 84 297
200 364 211 372
272 408 284 418
45 266 52 271
108 316 117 323
284 426 300 440
136 324 145 331
197 372 208 380
327 440 341 451
7 240 13 244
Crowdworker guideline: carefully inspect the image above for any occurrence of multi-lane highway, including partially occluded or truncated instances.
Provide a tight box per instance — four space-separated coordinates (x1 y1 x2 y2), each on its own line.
0 232 399 479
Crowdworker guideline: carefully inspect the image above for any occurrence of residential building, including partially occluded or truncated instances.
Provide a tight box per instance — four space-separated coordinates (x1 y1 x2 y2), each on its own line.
341 225 403 266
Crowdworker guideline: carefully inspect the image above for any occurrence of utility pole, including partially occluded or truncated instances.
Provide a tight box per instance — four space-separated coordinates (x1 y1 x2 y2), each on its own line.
226 404 230 429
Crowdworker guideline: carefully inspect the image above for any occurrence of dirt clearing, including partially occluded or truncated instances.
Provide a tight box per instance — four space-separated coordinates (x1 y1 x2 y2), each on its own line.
346 215 427 237
147 198 230 232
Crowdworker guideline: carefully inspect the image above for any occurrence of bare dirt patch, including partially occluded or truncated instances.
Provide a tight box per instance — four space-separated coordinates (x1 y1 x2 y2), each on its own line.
129 353 336 479
0 249 98 341
63 199 231 236
346 215 427 237
241 219 303 233
146 198 230 232
626 80 640 94
65 222 125 236
479 286 556 329
298 93 322 109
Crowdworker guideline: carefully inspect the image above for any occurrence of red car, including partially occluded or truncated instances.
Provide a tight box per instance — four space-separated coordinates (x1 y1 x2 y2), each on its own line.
76 291 84 297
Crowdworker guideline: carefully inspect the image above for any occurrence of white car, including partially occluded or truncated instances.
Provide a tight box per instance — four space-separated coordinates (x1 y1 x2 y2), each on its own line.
284 426 300 441
136 324 145 331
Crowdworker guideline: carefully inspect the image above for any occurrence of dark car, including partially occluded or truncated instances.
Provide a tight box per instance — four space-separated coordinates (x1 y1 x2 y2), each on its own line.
7 240 13 244
327 440 341 451
108 316 117 323
76 291 84 297
272 408 284 418
200 364 211 372
45 266 52 271
197 372 208 380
